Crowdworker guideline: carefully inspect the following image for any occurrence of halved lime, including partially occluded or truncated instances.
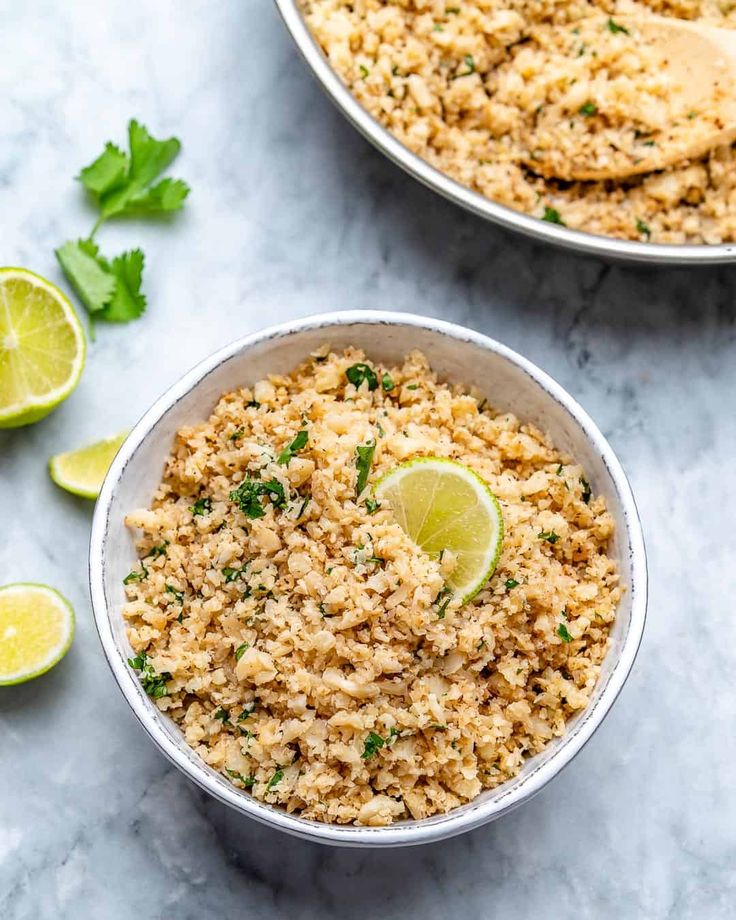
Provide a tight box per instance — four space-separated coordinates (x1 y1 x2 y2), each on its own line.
0 267 86 428
375 457 504 602
49 430 128 499
0 584 75 685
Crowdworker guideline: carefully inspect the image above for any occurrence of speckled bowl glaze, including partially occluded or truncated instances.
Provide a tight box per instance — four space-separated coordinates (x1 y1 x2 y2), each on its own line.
89 311 647 847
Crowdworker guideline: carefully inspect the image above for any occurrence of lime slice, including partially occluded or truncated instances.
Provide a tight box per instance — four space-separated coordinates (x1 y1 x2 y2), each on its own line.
49 430 129 500
0 583 75 685
0 267 86 429
375 457 504 602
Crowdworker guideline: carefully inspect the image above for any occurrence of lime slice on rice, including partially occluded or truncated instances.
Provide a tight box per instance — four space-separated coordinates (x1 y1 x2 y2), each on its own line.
0 267 86 428
49 430 128 500
0 584 75 685
375 457 504 602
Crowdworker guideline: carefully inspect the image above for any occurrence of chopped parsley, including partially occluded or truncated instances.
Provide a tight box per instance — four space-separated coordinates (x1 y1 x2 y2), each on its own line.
213 707 231 724
127 650 170 698
542 206 566 226
147 542 169 559
606 17 630 35
229 428 244 442
190 496 212 517
123 563 148 585
505 578 519 590
355 439 376 496
346 363 378 391
580 476 592 504
365 498 380 514
381 372 395 392
266 768 284 791
579 101 597 117
538 530 560 544
235 643 250 661
226 769 256 788
557 623 573 643
277 429 308 465
165 584 184 604
636 219 651 239
229 476 286 518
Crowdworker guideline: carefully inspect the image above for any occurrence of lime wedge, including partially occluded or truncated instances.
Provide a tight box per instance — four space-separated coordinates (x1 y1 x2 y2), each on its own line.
0 584 75 685
375 457 504 602
49 430 128 500
0 267 86 428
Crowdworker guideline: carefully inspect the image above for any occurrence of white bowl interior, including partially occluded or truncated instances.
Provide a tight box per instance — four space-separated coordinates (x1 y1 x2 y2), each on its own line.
92 314 645 846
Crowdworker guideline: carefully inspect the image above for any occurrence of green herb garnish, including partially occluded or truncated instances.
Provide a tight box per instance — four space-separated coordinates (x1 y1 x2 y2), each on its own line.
222 564 246 583
580 477 592 504
127 650 170 698
557 623 573 643
55 120 189 329
213 707 231 724
365 498 380 514
190 496 212 517
123 562 148 585
361 731 387 760
238 701 257 721
147 542 169 559
229 428 244 442
229 477 287 518
434 585 453 619
606 18 630 35
346 363 378 391
277 429 308 465
636 219 651 239
235 643 250 661
359 64 370 78
539 530 560 544
505 578 519 590
381 372 395 392
542 206 566 226
579 101 597 117
355 439 376 496
165 584 184 604
226 768 256 788
266 769 284 791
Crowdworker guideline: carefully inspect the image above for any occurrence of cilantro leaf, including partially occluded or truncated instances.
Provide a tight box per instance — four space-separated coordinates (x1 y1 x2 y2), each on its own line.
361 731 386 760
557 623 573 643
78 143 128 196
99 249 146 322
55 240 146 325
266 768 284 791
127 649 170 698
55 239 116 315
355 439 376 496
346 363 378 391
230 477 287 518
277 429 308 465
81 120 189 221
190 496 212 516
538 530 560 544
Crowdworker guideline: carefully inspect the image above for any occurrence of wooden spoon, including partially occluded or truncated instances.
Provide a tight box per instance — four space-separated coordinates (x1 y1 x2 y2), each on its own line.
521 16 736 182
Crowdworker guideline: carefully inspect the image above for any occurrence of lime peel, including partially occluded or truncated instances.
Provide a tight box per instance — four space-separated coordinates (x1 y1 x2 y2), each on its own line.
0 267 86 428
374 457 504 603
0 584 75 685
49 430 129 500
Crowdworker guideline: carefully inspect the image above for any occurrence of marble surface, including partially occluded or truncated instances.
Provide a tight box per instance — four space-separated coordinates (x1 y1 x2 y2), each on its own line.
1 1 735 917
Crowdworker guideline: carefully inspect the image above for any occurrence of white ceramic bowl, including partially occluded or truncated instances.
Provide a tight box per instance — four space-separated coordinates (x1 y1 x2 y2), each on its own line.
90 311 647 847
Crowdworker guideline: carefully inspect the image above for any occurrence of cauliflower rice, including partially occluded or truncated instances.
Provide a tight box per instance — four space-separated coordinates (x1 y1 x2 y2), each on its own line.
301 0 736 244
123 349 620 826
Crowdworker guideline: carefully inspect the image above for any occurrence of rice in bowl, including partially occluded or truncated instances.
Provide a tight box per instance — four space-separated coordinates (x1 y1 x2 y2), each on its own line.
122 348 620 826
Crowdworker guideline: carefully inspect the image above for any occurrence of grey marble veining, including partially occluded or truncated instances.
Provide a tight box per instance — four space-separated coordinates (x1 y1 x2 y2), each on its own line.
1 1 735 917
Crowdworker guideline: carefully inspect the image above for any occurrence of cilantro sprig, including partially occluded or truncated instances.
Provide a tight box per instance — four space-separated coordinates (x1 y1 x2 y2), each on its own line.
127 649 170 699
55 120 190 332
277 430 308 465
355 439 376 496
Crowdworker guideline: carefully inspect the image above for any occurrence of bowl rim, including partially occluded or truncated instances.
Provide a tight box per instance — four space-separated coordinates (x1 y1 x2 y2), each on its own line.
89 310 648 847
272 0 736 265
